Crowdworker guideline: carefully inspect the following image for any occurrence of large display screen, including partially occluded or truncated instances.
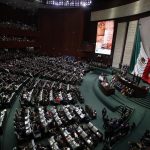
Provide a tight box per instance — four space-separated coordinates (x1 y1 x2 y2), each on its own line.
95 20 114 55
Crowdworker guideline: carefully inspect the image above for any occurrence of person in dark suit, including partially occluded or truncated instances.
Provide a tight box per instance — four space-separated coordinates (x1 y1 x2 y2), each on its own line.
102 108 107 119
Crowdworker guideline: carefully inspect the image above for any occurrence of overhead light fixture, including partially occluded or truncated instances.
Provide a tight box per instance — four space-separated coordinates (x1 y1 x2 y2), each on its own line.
37 0 92 7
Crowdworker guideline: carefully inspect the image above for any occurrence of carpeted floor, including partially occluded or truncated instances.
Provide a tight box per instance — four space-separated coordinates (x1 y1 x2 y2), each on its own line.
80 71 150 150
1 96 20 150
1 70 150 150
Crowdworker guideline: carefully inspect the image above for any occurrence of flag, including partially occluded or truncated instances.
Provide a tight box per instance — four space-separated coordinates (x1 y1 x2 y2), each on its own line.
130 24 150 83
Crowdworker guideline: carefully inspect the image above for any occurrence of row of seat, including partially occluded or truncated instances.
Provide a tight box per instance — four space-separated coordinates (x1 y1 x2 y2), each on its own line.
0 35 35 42
0 71 28 108
14 119 103 150
20 79 84 107
0 109 7 134
0 55 88 82
0 20 37 31
14 105 101 147
89 61 109 69
14 122 102 150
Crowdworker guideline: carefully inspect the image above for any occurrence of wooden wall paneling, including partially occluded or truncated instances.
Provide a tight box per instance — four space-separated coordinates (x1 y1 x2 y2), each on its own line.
38 8 84 56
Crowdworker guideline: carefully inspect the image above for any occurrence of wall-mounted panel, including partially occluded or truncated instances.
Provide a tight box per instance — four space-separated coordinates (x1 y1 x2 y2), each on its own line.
91 0 150 21
139 16 150 57
122 20 138 65
112 22 127 68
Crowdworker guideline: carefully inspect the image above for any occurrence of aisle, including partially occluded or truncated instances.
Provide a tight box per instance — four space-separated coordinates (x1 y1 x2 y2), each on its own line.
0 77 31 150
80 71 119 150
2 96 20 150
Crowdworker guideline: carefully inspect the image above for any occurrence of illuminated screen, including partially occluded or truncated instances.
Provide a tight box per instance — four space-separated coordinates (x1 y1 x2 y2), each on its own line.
95 20 114 55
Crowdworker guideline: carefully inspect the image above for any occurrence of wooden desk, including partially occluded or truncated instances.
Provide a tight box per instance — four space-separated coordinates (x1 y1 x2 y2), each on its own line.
116 75 148 98
99 82 115 96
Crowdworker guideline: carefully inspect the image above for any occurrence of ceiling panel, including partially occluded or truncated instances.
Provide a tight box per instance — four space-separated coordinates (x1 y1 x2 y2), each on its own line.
0 0 139 11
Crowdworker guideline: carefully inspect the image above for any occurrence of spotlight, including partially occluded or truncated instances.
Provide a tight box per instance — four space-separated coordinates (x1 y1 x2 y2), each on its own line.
37 0 92 7
81 2 86 7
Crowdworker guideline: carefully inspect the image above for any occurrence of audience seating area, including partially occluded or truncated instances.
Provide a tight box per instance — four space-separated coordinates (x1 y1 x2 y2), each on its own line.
0 48 37 62
0 71 28 108
0 21 37 31
0 49 150 150
0 109 7 135
0 50 88 80
14 105 103 150
0 49 104 150
0 35 35 43
20 79 84 107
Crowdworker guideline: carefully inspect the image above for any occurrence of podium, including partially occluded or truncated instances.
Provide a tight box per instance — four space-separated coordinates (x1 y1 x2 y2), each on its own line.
99 82 115 96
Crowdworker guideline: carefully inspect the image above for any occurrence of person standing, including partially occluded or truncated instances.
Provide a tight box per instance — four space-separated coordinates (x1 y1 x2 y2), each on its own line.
102 108 107 119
